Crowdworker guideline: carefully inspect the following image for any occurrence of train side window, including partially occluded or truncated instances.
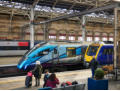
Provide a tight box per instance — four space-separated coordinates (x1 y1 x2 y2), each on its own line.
108 48 113 55
103 48 113 55
67 47 76 57
103 48 108 55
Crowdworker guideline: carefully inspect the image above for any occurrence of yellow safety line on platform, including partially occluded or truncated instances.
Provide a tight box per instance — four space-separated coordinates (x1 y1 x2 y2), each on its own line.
0 69 91 85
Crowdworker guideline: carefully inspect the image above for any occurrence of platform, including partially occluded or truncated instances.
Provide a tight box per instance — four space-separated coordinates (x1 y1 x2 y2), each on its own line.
0 57 21 65
0 69 120 90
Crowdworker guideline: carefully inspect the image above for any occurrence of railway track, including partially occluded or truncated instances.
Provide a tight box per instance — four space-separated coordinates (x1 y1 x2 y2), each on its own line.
0 64 27 78
0 63 85 78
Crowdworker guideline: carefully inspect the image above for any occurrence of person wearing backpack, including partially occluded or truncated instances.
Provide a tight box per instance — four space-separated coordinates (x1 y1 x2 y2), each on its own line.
33 61 42 87
90 56 99 78
25 71 33 88
43 69 50 88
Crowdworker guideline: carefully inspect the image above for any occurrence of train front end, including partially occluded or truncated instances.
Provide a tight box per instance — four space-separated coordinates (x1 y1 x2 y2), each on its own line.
84 43 102 66
17 43 57 70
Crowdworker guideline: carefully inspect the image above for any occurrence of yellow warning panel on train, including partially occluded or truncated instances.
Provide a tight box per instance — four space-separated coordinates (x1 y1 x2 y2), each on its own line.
67 47 75 50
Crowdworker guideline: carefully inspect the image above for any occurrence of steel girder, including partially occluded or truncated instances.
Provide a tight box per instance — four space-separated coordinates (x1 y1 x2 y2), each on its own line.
34 3 119 25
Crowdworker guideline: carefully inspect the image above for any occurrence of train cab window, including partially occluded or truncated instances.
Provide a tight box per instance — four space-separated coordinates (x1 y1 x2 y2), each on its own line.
67 47 76 57
87 46 99 56
37 49 49 56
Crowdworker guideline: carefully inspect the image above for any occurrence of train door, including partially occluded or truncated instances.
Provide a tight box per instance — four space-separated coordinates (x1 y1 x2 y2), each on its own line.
97 46 104 65
102 47 109 65
52 48 59 63
59 46 67 58
97 46 108 65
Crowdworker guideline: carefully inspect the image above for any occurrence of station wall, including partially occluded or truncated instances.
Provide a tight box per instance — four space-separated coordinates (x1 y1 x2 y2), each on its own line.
0 14 114 41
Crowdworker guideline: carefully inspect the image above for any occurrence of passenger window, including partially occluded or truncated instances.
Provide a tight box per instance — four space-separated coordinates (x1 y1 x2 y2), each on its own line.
67 47 76 57
103 48 108 55
103 48 113 55
108 48 113 55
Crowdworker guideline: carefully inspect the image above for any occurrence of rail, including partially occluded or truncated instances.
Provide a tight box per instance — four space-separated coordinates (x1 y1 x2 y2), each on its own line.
0 64 27 78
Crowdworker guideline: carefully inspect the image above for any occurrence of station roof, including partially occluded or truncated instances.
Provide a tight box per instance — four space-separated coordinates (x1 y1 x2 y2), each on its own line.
2 0 112 12
0 0 116 24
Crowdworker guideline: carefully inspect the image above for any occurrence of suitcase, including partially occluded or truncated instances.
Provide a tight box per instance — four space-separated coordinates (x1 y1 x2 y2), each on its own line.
25 76 32 87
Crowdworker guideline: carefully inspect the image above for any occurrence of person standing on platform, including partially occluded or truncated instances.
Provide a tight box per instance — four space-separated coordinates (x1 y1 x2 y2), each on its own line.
43 69 50 88
90 56 99 78
33 61 42 87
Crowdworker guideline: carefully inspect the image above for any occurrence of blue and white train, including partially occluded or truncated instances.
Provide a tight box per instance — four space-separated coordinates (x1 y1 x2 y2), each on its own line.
17 41 90 70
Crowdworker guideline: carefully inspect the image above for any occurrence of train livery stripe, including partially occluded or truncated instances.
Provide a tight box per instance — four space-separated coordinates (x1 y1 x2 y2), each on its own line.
18 42 29 46
0 41 29 46
0 41 18 46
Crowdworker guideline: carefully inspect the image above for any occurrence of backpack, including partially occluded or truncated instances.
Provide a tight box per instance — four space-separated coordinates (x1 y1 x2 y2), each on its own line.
72 81 78 85
25 76 32 87
27 72 32 77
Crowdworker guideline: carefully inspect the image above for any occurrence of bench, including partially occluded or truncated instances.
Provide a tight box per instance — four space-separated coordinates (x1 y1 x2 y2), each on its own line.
52 84 85 90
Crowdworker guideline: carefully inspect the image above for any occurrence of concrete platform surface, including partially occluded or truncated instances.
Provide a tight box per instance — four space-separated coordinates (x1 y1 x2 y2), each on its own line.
0 69 120 90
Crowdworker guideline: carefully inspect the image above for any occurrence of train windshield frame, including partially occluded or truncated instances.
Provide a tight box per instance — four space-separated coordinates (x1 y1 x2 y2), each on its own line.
24 42 46 57
87 46 99 56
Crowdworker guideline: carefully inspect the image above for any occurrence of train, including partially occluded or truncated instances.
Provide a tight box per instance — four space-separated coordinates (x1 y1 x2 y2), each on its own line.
84 42 114 67
0 40 42 56
17 41 91 70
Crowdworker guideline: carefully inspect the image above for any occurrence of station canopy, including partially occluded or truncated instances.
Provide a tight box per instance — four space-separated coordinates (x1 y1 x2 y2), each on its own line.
0 0 115 17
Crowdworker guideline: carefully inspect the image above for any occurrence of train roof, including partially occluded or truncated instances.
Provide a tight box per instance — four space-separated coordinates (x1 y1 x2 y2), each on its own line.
91 41 113 46
45 41 92 46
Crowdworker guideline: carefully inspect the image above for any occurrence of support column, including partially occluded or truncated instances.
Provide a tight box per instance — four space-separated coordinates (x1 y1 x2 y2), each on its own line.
43 23 49 42
100 32 103 41
66 31 69 41
82 16 86 41
107 33 109 41
30 7 34 48
75 31 78 41
56 31 59 41
43 23 46 42
114 8 118 80
92 31 94 42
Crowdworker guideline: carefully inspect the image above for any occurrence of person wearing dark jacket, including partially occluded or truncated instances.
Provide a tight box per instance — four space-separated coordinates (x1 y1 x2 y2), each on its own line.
90 56 99 78
43 69 50 87
33 61 42 87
